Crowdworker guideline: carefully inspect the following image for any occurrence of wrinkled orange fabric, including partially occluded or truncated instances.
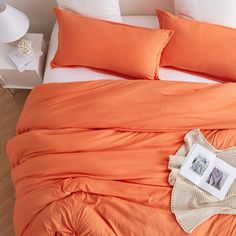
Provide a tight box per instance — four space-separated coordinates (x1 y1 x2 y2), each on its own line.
7 80 236 235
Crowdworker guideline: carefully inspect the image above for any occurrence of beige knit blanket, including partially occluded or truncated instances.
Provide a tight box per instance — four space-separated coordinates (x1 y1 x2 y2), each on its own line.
169 129 236 233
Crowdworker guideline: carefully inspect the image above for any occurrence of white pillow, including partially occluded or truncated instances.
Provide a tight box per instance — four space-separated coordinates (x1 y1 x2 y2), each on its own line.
174 0 236 28
56 0 122 22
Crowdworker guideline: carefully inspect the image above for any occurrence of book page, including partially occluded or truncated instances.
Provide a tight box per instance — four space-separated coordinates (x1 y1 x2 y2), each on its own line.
200 158 236 200
179 144 216 185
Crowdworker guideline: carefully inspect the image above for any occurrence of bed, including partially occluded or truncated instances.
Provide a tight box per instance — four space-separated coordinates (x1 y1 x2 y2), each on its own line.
7 1 236 235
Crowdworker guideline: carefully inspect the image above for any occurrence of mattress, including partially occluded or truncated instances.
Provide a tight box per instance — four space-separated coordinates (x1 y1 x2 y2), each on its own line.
43 15 219 84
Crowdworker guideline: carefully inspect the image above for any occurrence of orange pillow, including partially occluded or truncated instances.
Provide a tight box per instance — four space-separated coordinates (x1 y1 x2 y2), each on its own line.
51 8 173 80
157 9 236 82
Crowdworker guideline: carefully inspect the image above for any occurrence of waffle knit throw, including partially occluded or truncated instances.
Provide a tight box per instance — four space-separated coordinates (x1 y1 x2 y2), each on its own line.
169 129 236 233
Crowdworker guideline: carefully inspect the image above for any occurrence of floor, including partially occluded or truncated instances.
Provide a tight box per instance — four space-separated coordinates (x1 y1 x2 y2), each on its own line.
0 87 29 236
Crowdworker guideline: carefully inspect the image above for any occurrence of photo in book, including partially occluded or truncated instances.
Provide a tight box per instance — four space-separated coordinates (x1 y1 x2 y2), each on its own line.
206 167 229 191
191 155 210 176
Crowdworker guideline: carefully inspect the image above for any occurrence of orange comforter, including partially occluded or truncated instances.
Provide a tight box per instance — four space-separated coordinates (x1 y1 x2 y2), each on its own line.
7 80 236 236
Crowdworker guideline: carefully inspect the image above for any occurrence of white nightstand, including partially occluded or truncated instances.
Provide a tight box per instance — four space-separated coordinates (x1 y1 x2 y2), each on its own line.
0 33 47 91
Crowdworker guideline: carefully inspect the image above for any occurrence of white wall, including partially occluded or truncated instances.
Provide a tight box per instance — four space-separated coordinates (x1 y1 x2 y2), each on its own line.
4 0 57 41
120 0 174 15
3 0 174 41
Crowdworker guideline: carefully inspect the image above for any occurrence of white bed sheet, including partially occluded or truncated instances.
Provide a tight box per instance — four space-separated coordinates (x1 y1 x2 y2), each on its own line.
43 16 219 84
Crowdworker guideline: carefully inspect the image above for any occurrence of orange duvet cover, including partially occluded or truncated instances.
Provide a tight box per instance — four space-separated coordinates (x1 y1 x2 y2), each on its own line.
7 80 236 235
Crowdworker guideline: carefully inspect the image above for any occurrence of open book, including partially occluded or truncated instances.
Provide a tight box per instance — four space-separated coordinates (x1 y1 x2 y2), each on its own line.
179 144 236 200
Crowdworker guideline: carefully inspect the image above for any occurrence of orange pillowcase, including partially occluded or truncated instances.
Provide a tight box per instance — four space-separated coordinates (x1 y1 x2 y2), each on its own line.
157 9 236 82
51 8 173 80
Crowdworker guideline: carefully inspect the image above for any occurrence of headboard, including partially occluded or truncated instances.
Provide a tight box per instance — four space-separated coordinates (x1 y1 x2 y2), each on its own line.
120 0 174 15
